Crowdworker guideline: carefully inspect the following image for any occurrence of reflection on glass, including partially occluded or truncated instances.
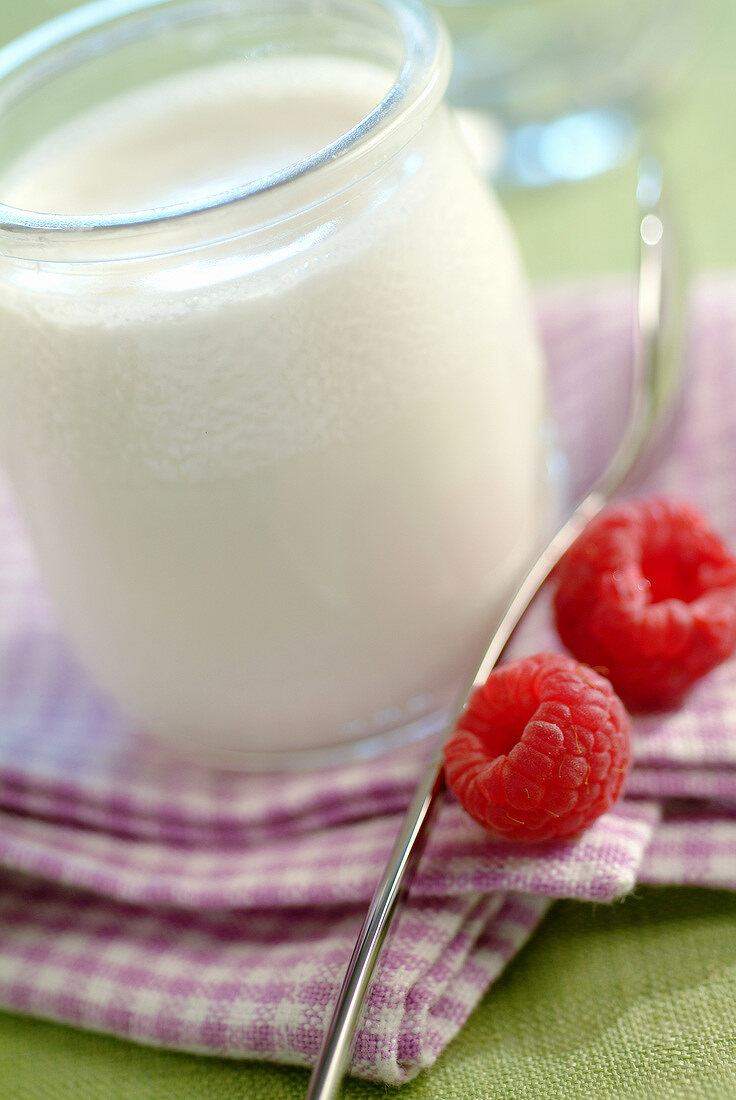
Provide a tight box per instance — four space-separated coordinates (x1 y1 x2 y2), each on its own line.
433 0 707 185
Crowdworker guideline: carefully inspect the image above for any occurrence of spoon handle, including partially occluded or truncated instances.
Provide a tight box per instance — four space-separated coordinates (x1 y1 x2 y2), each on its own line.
303 498 599 1100
305 159 673 1100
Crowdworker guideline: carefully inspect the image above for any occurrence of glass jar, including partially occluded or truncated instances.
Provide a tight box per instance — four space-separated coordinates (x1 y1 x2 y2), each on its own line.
0 0 549 768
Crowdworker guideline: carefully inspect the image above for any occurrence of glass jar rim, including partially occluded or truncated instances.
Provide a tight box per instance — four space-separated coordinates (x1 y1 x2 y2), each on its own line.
0 0 450 242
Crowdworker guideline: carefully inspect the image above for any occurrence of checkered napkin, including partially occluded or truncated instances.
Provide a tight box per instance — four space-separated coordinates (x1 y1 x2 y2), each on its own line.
0 278 735 1084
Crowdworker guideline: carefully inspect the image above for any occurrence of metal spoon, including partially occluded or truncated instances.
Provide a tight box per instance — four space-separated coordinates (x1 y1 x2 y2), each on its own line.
305 157 683 1100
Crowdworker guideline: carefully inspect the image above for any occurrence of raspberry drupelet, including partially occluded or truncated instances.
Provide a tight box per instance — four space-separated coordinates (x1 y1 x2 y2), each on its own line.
443 652 631 843
553 497 736 709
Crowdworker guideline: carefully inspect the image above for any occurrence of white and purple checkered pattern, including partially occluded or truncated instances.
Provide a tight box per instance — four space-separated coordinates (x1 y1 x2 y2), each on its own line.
0 278 736 1083
0 873 550 1080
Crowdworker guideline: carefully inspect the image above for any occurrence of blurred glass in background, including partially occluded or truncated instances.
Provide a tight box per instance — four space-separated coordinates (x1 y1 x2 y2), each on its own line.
432 0 709 186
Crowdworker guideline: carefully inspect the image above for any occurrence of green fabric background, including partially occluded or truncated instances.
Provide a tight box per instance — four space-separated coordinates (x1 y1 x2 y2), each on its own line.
3 889 736 1099
1 2 736 1097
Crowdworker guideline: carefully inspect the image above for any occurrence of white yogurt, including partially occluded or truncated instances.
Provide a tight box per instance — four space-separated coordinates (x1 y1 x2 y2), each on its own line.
0 56 548 762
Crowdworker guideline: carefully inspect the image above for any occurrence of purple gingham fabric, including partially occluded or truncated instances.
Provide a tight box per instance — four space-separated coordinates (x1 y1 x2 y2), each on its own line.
0 277 735 1082
0 799 658 910
0 873 549 1079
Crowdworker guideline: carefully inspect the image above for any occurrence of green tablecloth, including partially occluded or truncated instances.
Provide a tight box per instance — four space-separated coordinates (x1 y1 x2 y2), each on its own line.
1 3 736 1097
3 888 736 1099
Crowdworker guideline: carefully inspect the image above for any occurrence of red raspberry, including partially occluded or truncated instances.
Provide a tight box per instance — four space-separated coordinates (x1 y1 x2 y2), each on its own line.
443 653 630 843
553 497 736 709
